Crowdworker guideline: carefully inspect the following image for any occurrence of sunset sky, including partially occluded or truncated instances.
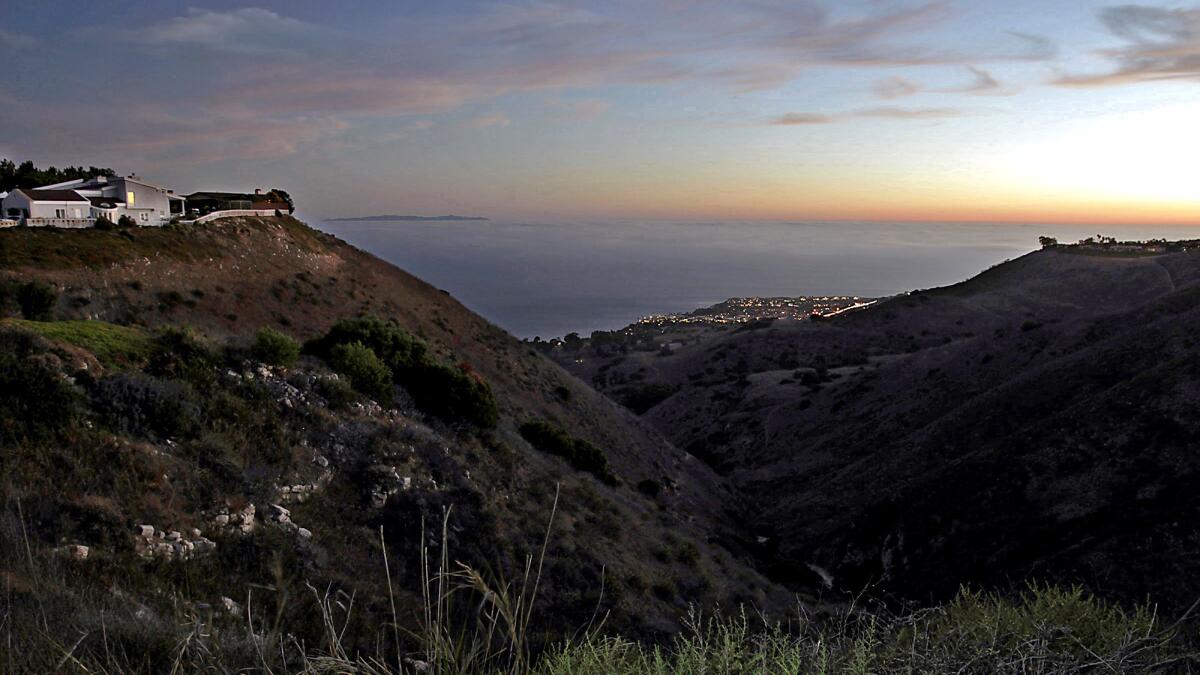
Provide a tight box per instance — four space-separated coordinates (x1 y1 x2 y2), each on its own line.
1 1 1198 224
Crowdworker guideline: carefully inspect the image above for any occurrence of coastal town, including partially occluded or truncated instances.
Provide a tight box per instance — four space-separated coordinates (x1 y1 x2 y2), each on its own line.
636 295 877 327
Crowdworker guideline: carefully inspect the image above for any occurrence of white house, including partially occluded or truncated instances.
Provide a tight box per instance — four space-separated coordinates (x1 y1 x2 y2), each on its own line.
3 175 185 227
37 175 185 225
2 188 94 227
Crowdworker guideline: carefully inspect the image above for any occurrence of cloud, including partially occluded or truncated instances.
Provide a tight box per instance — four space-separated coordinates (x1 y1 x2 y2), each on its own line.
874 76 922 99
771 106 969 125
0 28 35 49
1056 5 1200 86
853 106 967 119
468 113 512 129
142 7 322 55
770 112 836 125
938 65 1016 95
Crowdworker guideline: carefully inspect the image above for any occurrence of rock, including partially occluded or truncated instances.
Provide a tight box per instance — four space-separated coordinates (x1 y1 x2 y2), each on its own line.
55 544 90 560
214 514 230 527
313 455 329 468
166 531 182 542
136 524 155 538
220 596 241 616
297 527 312 539
190 528 202 538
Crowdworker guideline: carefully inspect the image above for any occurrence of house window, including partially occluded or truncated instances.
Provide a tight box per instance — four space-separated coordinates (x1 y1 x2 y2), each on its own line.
127 191 136 206
140 212 148 222
55 209 65 218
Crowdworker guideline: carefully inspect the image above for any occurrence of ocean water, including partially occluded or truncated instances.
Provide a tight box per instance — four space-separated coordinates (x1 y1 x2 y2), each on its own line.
315 219 1200 339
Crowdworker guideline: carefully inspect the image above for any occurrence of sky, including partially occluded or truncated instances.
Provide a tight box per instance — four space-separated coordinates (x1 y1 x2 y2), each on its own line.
1 1 1198 224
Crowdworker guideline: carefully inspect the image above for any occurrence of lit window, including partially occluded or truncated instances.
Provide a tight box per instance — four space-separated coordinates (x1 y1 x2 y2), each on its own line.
127 191 135 206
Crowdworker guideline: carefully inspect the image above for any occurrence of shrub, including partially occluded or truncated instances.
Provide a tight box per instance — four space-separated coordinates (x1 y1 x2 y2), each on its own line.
316 375 358 411
519 420 617 485
250 326 300 367
309 316 498 427
16 281 57 320
93 215 116 230
117 214 136 228
306 316 426 372
636 479 662 497
408 363 499 428
146 326 218 390
329 341 393 402
0 329 83 445
91 372 201 440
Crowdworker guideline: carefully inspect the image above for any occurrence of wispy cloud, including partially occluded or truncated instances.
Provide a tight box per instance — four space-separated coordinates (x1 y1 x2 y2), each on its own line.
770 106 970 125
874 76 923 99
770 112 837 125
467 113 512 129
141 7 323 55
1056 5 1200 86
854 106 968 119
939 66 1015 95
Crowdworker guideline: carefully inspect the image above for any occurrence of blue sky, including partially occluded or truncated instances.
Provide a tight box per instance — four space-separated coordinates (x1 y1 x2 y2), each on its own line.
1 1 1198 223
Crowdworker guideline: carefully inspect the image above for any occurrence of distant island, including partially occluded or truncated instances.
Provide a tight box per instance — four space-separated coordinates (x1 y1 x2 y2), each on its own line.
326 214 488 222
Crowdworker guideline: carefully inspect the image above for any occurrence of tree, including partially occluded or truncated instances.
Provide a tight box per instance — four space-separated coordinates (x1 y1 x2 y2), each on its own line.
0 158 117 192
1038 236 1058 248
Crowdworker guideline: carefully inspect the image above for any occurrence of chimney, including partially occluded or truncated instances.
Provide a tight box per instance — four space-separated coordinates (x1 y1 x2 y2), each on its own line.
254 188 263 195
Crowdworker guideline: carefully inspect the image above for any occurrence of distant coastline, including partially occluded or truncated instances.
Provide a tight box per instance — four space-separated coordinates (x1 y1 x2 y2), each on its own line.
326 214 489 222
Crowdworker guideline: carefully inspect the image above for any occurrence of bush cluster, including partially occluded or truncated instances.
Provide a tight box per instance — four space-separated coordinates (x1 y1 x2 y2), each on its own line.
0 329 82 445
250 326 300 367
307 316 498 428
91 372 201 440
329 341 394 402
3 280 58 320
519 420 617 485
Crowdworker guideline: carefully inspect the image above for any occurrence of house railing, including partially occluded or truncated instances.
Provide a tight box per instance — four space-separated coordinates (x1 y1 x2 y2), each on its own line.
0 219 17 229
23 218 95 228
184 209 283 224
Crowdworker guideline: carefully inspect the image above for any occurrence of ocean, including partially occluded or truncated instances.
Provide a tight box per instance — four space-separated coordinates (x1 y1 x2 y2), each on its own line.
314 218 1200 339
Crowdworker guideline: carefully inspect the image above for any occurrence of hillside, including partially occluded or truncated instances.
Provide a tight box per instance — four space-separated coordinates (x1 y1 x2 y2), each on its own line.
0 216 785 670
552 246 1200 612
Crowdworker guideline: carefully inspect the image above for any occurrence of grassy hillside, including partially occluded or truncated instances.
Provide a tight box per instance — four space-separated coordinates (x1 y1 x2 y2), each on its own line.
0 217 785 670
552 247 1200 613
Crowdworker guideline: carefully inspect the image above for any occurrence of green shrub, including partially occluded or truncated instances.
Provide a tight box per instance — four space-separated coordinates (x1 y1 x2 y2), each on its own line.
519 420 617 485
93 215 116 230
306 316 426 372
147 326 217 390
16 280 57 320
0 329 83 445
309 316 498 427
329 341 393 402
250 326 300 367
409 363 499 429
117 214 136 228
316 374 358 411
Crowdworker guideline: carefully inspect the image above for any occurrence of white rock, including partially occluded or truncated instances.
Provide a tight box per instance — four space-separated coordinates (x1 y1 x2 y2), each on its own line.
220 596 241 616
190 528 202 538
136 525 155 538
297 527 312 539
214 514 230 527
55 544 90 560
166 531 182 542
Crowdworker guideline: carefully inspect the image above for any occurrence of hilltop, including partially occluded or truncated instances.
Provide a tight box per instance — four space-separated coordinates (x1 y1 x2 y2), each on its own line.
0 216 785 670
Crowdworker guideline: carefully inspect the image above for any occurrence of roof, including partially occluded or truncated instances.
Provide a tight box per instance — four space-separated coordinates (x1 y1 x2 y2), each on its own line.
87 196 124 208
17 188 89 202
